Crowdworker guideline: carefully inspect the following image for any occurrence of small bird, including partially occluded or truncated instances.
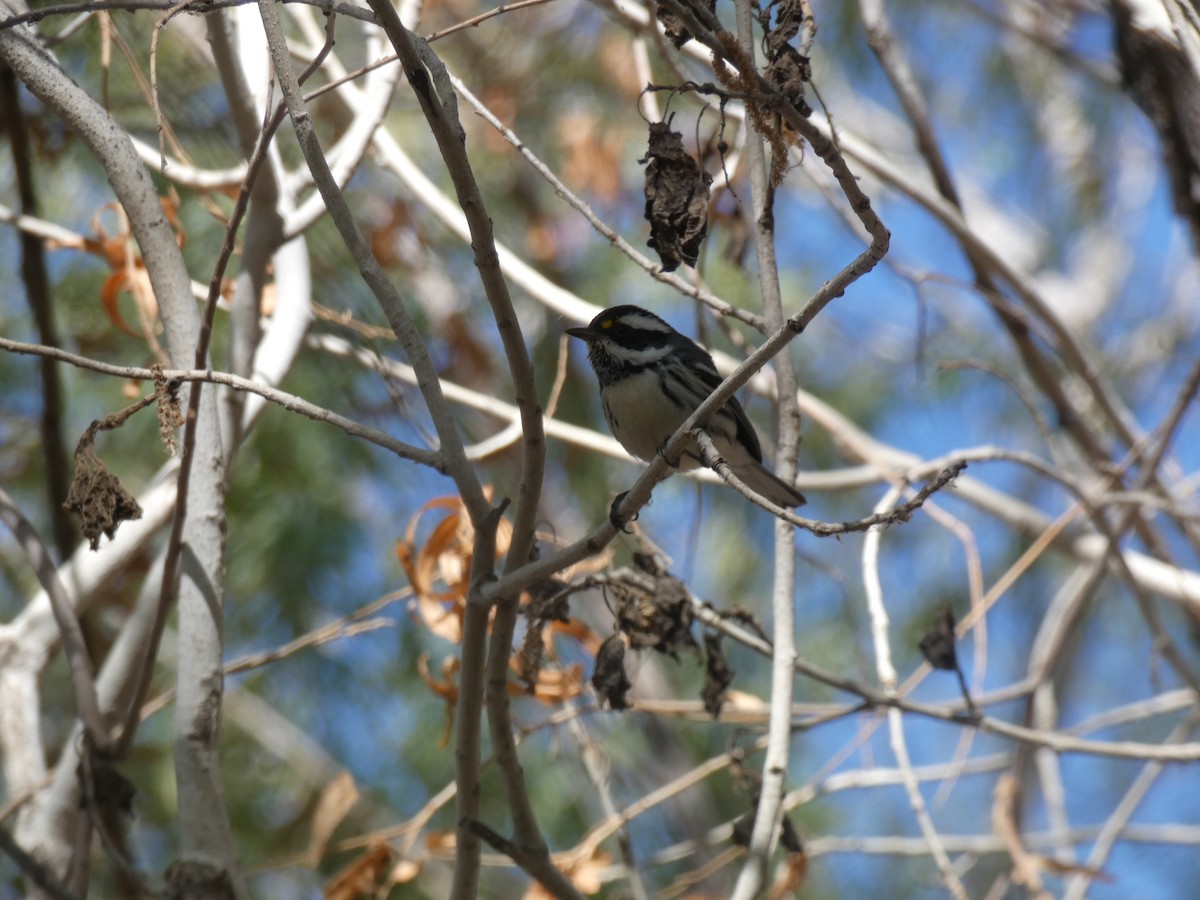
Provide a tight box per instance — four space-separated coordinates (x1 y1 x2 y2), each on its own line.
567 305 805 508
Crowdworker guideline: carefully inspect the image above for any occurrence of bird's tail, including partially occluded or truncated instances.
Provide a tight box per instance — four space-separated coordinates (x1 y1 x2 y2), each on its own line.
731 460 806 508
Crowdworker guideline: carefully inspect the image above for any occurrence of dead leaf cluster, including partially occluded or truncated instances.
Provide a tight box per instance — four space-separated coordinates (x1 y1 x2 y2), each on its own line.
589 556 740 717
641 119 712 272
758 0 813 118
64 425 143 551
396 492 513 644
397 494 602 731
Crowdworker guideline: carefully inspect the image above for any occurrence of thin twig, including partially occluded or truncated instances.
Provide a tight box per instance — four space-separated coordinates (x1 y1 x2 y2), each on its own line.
727 1 803 892
0 489 109 753
0 338 441 468
862 481 969 899
0 824 80 900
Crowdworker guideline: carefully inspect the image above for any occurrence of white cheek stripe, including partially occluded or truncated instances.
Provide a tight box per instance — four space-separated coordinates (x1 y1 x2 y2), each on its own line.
602 341 671 366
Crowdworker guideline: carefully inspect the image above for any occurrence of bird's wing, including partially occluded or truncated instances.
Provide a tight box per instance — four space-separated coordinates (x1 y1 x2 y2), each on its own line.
685 343 764 464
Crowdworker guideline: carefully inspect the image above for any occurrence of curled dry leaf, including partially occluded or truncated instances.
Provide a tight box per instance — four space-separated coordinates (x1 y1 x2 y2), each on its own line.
64 433 143 550
507 660 586 705
517 575 603 689
759 0 813 118
526 848 612 899
770 845 808 900
918 604 959 671
592 633 632 710
515 617 547 693
101 266 158 339
517 575 570 688
396 490 512 644
389 858 422 885
306 771 360 867
70 198 186 353
566 848 612 895
612 563 698 659
426 829 456 854
701 633 735 719
152 366 184 457
641 120 712 272
323 842 393 900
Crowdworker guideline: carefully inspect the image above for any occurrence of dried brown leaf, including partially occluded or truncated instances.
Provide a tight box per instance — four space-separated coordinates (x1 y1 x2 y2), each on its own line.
426 829 456 853
567 849 611 894
100 270 143 337
770 848 808 899
398 490 513 644
64 432 143 550
641 120 711 272
918 604 958 670
307 771 360 867
592 633 632 710
324 843 392 900
388 858 421 885
612 564 698 659
524 849 611 898
417 654 460 746
508 661 585 705
702 633 735 719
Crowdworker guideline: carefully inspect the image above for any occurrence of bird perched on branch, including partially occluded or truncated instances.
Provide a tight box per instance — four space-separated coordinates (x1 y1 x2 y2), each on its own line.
567 305 805 508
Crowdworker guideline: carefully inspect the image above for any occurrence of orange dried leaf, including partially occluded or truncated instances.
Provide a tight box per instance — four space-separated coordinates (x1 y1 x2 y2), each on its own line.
91 203 131 265
416 595 465 643
507 662 585 705
422 512 471 594
416 654 460 702
770 851 808 899
397 532 464 644
395 540 419 590
124 265 160 334
324 843 392 900
397 489 511 645
545 618 604 658
160 189 185 246
567 850 611 894
530 848 610 897
307 771 360 867
425 829 456 853
100 272 141 337
388 858 421 885
417 654 460 746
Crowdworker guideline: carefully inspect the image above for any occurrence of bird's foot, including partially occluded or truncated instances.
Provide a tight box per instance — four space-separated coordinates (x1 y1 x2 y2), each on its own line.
655 441 684 469
609 491 638 533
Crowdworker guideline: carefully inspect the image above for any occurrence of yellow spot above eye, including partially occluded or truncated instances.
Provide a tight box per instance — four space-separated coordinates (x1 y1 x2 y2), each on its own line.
600 319 614 330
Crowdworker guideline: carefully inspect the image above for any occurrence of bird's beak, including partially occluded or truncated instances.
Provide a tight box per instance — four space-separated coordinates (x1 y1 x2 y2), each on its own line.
565 325 601 342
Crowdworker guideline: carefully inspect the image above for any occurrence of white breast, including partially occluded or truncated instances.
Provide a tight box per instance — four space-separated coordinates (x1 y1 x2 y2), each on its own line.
601 369 698 466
